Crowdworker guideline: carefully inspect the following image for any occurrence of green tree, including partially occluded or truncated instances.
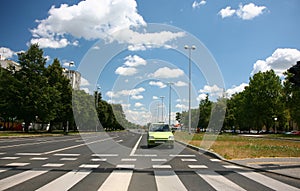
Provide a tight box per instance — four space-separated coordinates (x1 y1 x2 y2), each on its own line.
244 70 283 132
45 58 73 132
15 44 57 132
198 95 212 130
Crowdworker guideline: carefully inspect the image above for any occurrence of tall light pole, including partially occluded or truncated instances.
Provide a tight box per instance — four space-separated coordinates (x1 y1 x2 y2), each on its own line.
160 96 165 122
168 82 174 125
184 45 196 134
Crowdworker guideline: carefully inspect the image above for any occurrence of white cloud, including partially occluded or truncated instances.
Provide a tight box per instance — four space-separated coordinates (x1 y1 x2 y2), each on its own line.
124 55 146 67
251 48 300 77
175 104 188 111
226 83 248 97
153 96 159 100
236 3 266 20
115 66 137 76
29 0 185 49
149 81 166 88
218 6 236 18
199 85 224 98
149 67 184 79
174 81 188 87
131 95 143 100
197 93 207 102
218 3 267 20
80 87 90 94
80 77 90 86
106 87 145 99
192 0 206 9
134 102 143 107
0 47 15 60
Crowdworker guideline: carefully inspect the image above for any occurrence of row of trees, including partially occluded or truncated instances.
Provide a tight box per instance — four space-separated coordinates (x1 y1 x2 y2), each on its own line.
177 66 300 133
0 44 132 132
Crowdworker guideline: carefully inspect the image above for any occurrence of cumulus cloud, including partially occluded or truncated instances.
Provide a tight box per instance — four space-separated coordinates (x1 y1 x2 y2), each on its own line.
131 95 143 100
80 77 90 86
251 48 300 77
192 0 206 9
149 81 166 88
218 6 236 18
153 96 159 100
174 81 188 87
175 104 188 111
124 55 146 67
134 102 143 107
197 93 208 102
30 0 185 49
219 3 267 20
226 83 248 97
115 66 137 76
0 47 15 60
149 67 184 79
106 87 145 99
199 85 224 99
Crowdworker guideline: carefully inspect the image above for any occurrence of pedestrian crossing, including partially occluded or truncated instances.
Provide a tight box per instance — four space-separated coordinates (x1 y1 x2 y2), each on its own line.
0 165 299 191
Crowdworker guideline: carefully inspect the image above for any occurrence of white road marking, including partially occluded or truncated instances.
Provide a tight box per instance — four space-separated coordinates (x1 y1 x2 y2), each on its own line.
79 164 100 168
132 154 157 157
170 154 196 157
154 171 187 191
0 152 6 155
30 157 48 160
54 153 80 157
196 170 246 191
181 158 197 162
151 158 167 162
92 154 118 157
130 135 143 156
6 163 29 167
91 158 107 162
223 165 243 169
43 163 64 167
116 140 123 143
60 158 78 161
152 165 172 169
98 170 133 191
210 159 221 162
116 164 135 169
36 170 91 191
0 169 49 190
237 171 299 191
1 157 20 160
0 168 11 173
121 158 137 162
16 153 43 156
188 165 208 169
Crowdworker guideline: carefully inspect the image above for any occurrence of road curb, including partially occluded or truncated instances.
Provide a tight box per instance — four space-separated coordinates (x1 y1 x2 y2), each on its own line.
175 140 300 180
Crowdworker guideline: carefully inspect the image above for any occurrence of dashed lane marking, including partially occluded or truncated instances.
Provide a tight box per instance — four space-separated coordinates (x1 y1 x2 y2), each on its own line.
79 164 100 169
91 158 107 162
181 158 197 162
92 154 118 157
42 163 64 167
6 163 29 167
188 165 208 169
1 157 20 160
30 157 48 160
60 158 78 161
223 165 243 169
169 154 196 157
54 153 80 157
116 164 135 169
152 165 172 169
16 153 43 156
151 159 167 162
121 158 137 162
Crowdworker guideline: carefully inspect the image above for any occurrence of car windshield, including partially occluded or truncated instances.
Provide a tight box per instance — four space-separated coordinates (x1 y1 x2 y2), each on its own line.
149 124 170 132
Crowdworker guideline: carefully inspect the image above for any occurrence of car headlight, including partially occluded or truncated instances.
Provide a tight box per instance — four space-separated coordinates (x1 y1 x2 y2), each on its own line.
168 136 174 140
149 136 154 140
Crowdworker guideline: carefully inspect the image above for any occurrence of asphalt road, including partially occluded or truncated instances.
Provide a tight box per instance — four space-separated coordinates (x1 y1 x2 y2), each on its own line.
0 131 299 191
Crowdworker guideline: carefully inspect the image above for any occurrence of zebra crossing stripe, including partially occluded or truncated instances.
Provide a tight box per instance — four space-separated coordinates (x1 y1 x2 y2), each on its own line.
0 169 49 190
98 170 133 191
154 171 187 191
0 168 11 173
36 170 92 191
237 171 299 191
196 170 246 191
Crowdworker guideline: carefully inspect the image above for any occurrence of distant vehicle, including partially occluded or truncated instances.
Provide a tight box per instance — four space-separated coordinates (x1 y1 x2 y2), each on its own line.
147 123 174 148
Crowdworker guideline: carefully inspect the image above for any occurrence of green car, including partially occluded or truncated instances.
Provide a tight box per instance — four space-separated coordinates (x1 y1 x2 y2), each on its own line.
147 123 174 148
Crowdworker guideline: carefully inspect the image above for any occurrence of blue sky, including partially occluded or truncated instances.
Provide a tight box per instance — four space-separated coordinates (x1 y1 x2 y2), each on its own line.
1 0 300 125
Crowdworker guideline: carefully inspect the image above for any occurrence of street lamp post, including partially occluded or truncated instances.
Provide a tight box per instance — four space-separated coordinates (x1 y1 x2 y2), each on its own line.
184 45 196 134
168 82 174 125
160 96 165 122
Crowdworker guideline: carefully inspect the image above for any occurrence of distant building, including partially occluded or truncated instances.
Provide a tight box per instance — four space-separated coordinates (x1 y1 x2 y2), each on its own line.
0 59 21 71
63 69 81 90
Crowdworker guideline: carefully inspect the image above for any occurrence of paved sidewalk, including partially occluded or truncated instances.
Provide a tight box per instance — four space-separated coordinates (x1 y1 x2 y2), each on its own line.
229 157 300 179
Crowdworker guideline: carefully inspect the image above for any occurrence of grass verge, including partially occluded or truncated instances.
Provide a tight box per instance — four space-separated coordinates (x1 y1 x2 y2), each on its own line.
175 132 300 160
